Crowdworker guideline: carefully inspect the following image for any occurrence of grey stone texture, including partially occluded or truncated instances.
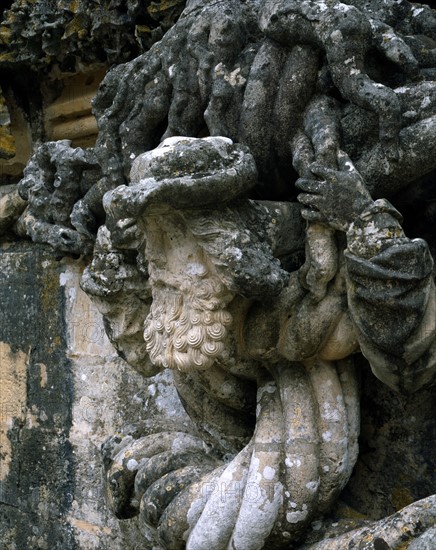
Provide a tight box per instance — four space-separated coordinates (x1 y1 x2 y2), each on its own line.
81 135 435 549
0 0 186 70
0 0 435 548
0 241 197 548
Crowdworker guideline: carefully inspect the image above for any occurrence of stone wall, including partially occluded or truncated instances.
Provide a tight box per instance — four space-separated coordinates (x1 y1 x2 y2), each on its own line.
0 241 194 549
0 3 192 547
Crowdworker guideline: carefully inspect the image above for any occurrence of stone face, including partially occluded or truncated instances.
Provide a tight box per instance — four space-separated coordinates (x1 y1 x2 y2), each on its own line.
0 0 435 549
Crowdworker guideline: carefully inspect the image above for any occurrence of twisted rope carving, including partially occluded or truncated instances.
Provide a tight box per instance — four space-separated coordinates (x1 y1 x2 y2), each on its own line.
104 359 359 549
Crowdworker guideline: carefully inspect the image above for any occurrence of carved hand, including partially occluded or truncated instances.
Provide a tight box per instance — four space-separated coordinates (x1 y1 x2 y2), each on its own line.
296 151 373 232
102 431 219 524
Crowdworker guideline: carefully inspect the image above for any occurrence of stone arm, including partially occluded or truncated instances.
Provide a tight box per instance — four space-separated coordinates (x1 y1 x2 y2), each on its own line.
344 200 436 393
296 154 436 393
260 0 397 158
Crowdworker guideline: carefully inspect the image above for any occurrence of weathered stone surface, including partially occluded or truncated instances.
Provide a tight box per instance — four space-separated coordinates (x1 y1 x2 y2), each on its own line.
81 135 435 547
0 243 76 549
0 0 186 71
0 86 33 178
303 494 436 549
0 242 197 549
44 70 106 149
0 2 187 183
343 356 436 519
0 89 15 160
16 140 100 255
0 0 435 549
0 186 26 235
7 0 435 253
408 525 436 549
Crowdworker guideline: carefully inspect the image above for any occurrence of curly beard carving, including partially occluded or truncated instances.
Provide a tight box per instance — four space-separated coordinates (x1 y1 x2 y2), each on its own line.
143 273 233 372
141 205 235 372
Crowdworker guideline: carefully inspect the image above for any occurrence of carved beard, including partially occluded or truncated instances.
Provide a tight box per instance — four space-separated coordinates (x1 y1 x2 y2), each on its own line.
143 265 233 372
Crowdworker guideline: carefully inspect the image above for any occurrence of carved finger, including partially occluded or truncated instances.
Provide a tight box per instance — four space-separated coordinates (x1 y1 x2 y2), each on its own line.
291 129 315 176
309 163 337 182
337 358 360 471
140 463 217 527
304 223 338 301
111 432 206 467
307 359 350 512
240 39 287 181
304 95 341 169
133 451 219 508
228 378 284 549
105 432 207 517
295 178 322 193
297 193 321 208
274 45 318 170
272 362 320 539
157 467 227 550
300 209 327 223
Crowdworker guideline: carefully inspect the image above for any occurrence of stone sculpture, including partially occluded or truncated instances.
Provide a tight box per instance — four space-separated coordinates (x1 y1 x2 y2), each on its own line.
1 0 435 548
81 135 436 549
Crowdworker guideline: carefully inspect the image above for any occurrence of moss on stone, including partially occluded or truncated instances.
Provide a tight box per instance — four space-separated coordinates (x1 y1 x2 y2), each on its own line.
0 128 16 159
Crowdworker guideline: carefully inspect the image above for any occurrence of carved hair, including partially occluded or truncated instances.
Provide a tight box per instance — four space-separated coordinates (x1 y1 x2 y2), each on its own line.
143 262 233 372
